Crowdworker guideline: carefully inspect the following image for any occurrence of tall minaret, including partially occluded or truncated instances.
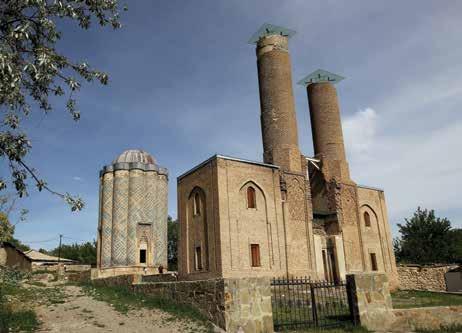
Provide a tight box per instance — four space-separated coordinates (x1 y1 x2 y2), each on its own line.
249 24 302 173
298 69 351 181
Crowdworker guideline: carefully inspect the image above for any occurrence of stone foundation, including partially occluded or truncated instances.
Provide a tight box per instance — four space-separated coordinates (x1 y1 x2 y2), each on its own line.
397 264 459 291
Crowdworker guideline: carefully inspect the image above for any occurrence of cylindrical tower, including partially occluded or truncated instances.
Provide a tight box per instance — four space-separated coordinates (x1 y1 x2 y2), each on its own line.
308 83 346 161
250 24 302 172
96 149 168 276
299 69 350 180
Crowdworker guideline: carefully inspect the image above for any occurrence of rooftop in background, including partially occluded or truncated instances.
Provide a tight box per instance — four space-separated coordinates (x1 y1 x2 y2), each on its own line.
298 69 345 86
113 149 156 165
248 23 296 44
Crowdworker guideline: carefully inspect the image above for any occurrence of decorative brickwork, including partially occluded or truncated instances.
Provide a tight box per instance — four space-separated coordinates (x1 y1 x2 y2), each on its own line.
101 172 113 267
112 170 129 266
96 150 168 276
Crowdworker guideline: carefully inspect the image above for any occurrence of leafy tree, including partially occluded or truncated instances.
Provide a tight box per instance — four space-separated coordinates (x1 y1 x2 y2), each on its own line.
1 0 125 210
449 229 462 263
0 195 29 250
167 216 178 271
48 240 96 265
0 212 14 242
394 207 457 264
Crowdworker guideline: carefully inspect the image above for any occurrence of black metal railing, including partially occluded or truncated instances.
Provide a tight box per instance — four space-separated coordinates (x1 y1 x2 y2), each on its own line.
271 277 353 331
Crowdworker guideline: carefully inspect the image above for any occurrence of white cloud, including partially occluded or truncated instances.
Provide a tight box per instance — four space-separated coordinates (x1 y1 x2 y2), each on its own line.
343 108 378 156
343 107 462 231
72 176 83 182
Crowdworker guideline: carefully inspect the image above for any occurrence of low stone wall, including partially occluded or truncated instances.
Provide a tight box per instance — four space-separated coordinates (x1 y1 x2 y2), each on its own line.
32 264 91 272
91 274 136 288
348 272 462 332
91 275 273 332
67 270 91 283
133 279 226 328
389 306 462 332
141 273 177 283
397 264 459 291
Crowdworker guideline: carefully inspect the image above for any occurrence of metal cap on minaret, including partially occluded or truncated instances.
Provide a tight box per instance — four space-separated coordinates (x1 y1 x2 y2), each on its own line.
248 23 296 44
297 69 345 87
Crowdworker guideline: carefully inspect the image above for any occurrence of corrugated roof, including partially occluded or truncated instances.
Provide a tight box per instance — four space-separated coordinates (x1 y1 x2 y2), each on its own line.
23 250 75 262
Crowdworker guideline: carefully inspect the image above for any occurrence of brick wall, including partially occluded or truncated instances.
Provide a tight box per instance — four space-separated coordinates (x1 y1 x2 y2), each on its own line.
398 264 459 291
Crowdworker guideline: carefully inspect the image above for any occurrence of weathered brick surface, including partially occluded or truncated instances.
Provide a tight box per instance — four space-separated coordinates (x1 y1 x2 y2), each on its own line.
257 34 301 173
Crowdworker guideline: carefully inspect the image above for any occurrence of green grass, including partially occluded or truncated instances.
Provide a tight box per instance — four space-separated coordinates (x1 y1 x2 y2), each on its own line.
78 282 213 332
0 307 39 332
414 324 462 333
391 290 462 309
0 269 40 332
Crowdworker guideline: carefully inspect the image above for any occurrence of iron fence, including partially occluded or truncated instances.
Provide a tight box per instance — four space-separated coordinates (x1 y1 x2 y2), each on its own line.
271 277 353 331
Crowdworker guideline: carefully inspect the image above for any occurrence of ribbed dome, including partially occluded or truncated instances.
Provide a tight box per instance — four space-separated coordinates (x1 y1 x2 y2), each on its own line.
113 149 156 165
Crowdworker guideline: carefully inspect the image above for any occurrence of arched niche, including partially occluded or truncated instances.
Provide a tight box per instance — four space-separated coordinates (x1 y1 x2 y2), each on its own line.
187 186 209 271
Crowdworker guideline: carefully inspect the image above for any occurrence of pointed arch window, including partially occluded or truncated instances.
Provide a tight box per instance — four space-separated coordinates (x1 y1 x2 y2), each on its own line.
364 211 371 227
193 193 201 216
247 186 256 209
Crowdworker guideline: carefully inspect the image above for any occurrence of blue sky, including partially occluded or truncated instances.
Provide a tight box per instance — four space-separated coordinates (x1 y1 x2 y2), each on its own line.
5 0 462 249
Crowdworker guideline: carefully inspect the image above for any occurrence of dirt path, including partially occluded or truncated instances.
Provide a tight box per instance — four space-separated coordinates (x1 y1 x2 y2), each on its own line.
33 284 206 333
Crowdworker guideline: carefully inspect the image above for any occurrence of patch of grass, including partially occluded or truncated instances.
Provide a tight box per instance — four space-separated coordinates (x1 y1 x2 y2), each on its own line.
391 290 462 309
0 307 39 332
414 324 462 333
1 268 39 332
79 282 213 332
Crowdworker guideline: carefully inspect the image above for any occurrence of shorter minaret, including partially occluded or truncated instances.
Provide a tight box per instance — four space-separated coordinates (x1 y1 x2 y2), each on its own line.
298 69 351 181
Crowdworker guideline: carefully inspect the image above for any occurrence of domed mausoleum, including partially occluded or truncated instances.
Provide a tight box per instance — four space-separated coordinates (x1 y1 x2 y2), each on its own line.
95 149 168 278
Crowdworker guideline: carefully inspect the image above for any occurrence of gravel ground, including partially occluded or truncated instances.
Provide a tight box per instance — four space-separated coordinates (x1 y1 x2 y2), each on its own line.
34 283 207 333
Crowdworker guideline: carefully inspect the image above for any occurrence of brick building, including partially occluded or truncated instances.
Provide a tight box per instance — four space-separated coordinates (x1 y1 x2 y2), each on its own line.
177 24 398 288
